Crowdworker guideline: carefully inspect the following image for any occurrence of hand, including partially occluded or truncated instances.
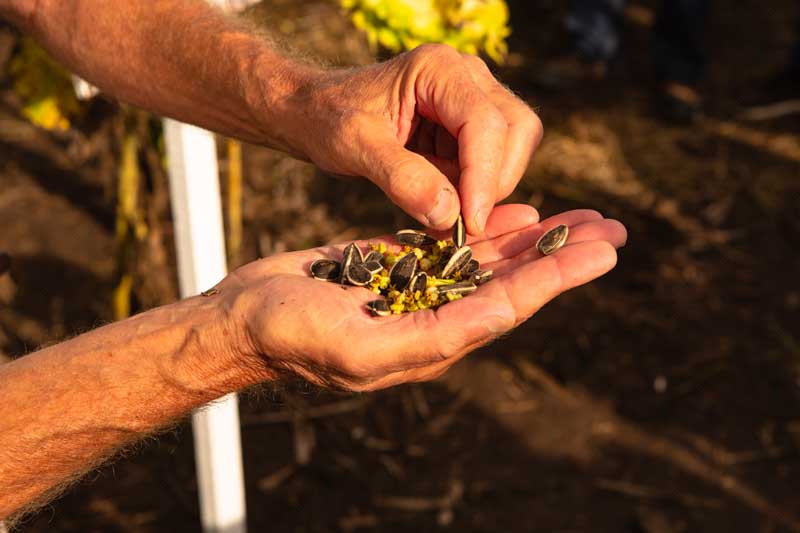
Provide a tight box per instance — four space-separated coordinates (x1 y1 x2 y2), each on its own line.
217 205 626 392
278 45 543 235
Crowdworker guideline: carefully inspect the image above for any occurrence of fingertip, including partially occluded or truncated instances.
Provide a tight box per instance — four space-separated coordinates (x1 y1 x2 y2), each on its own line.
485 203 539 229
606 219 628 248
561 239 618 275
516 204 540 226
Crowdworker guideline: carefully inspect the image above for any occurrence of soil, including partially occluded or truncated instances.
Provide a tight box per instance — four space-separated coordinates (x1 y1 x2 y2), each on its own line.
1 0 799 532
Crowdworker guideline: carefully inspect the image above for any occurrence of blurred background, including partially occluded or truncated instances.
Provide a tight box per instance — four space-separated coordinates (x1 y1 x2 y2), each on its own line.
1 0 799 531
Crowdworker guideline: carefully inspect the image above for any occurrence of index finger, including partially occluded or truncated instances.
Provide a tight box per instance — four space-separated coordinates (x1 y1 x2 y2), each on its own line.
412 46 508 235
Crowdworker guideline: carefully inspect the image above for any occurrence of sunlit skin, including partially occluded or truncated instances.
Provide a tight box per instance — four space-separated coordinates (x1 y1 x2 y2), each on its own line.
230 205 626 391
2 0 541 234
0 0 626 522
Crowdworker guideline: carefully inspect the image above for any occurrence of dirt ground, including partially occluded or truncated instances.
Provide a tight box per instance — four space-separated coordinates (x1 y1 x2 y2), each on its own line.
1 0 799 531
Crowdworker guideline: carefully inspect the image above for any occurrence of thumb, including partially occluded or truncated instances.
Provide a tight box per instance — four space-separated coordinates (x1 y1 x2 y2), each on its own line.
361 127 460 230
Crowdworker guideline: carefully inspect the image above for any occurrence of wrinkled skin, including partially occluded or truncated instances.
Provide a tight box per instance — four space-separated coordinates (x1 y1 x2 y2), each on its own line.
284 44 544 235
219 205 627 392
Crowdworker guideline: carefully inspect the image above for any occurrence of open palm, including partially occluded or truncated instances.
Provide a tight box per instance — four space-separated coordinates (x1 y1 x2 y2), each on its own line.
222 205 626 391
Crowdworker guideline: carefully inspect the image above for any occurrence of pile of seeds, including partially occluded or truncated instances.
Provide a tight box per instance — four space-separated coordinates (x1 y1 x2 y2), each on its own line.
309 215 492 316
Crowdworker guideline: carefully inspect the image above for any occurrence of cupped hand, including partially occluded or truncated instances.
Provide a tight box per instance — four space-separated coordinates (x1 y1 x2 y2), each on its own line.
220 205 626 392
283 45 543 235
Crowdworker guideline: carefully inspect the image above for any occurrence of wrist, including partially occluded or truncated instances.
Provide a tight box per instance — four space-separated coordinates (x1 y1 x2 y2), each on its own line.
156 291 265 400
244 48 328 158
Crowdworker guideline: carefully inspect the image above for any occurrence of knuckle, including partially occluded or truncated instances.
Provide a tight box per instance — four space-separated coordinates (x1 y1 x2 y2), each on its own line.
511 103 543 149
484 107 508 135
408 44 462 75
463 53 490 75
526 109 544 146
415 43 459 60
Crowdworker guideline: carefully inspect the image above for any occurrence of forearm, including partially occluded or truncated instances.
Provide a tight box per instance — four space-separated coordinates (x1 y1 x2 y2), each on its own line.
0 292 258 521
1 0 320 154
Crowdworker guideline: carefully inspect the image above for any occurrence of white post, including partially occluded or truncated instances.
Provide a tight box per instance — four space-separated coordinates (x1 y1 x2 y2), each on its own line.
164 119 247 533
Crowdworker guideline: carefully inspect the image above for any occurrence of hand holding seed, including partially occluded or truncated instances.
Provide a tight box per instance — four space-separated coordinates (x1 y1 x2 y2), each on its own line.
219 205 626 392
285 44 543 234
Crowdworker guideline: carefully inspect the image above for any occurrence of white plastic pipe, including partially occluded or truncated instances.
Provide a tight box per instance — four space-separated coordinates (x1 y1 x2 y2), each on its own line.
164 119 247 533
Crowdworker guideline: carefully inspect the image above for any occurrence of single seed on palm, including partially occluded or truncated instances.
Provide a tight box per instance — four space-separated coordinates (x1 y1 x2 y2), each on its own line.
366 299 391 317
310 259 341 281
536 225 569 256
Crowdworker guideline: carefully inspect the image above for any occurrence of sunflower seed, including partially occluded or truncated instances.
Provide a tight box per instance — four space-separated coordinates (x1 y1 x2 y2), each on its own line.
453 214 466 248
396 229 436 247
409 271 428 294
364 261 384 274
536 224 569 256
310 259 342 281
364 250 384 264
340 243 361 283
438 244 456 266
462 259 479 275
347 263 373 286
366 299 391 317
469 269 493 285
389 252 417 290
436 281 477 296
441 246 472 278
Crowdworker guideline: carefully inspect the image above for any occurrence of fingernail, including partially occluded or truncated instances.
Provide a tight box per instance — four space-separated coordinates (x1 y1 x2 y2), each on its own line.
473 206 490 234
426 188 455 228
484 315 512 334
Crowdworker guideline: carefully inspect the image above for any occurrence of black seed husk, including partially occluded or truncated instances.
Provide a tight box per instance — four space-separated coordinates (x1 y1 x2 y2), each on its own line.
366 299 391 317
340 243 360 284
470 269 493 285
462 259 479 275
410 271 428 294
441 246 472 278
453 214 466 248
364 261 383 274
389 252 417 291
310 259 342 281
364 250 384 264
347 263 373 286
536 225 569 256
436 281 478 296
395 229 436 247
